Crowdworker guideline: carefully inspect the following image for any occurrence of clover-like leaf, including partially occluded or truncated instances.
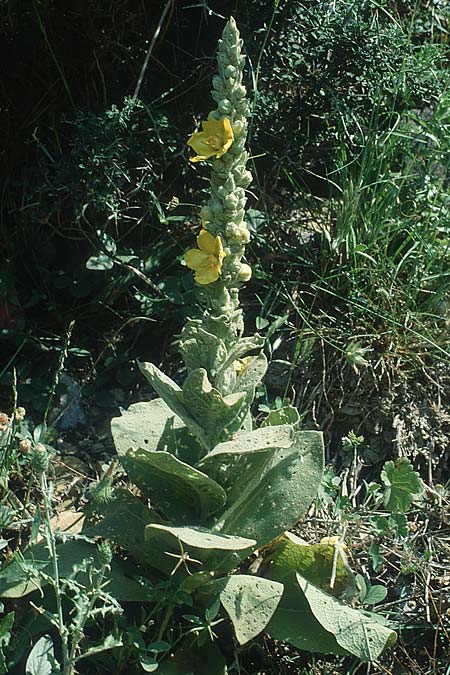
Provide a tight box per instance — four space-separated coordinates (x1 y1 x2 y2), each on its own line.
381 458 423 513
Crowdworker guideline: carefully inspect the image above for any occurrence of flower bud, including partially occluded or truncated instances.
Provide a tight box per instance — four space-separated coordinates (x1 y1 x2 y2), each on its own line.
19 439 32 454
31 442 49 474
200 206 212 223
0 412 9 430
238 263 252 282
218 99 231 114
15 406 26 421
224 194 238 209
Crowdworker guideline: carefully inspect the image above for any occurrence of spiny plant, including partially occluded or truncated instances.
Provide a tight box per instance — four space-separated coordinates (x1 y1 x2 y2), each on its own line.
0 18 396 674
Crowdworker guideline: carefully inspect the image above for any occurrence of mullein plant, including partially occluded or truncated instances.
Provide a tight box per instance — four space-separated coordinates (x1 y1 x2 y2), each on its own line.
0 18 395 674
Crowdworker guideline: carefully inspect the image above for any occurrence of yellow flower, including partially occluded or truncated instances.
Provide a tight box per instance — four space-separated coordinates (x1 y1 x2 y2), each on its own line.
188 117 234 162
185 229 225 285
234 356 250 376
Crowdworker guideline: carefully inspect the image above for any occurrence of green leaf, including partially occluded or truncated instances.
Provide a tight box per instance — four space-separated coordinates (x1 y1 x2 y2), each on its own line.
369 542 383 573
212 575 283 645
363 585 388 606
267 583 348 656
111 399 203 466
139 655 159 673
145 524 255 573
138 362 209 450
25 635 56 675
262 405 300 427
86 252 114 270
198 425 295 489
381 458 423 513
0 539 144 601
121 448 226 522
269 531 352 597
179 322 227 375
296 573 396 661
213 336 265 393
182 369 253 447
0 610 14 675
233 352 268 392
209 429 324 548
84 489 170 573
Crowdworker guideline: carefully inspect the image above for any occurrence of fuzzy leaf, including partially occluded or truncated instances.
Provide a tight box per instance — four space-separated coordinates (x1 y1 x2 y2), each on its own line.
209 429 324 548
267 583 348 656
297 573 397 661
145 524 255 573
198 426 295 494
179 323 227 375
111 399 203 465
121 448 226 522
213 336 265 393
25 635 55 675
233 352 268 392
182 368 253 446
213 575 283 645
381 458 423 513
84 489 170 573
269 531 352 596
138 362 209 449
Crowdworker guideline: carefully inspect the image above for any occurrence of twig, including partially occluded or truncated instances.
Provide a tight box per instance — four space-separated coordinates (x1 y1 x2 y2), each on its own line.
132 0 174 101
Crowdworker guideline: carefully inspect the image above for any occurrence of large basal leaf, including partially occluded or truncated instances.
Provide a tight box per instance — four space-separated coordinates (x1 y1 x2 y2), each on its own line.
211 575 283 645
145 524 255 574
198 426 295 497
0 539 144 601
84 489 170 573
138 362 209 449
182 369 253 447
210 429 324 548
296 573 397 661
267 584 349 656
111 399 203 465
268 531 353 597
121 448 226 522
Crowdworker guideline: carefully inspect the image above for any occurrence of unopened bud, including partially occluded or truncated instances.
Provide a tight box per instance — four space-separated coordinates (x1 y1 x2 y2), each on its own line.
31 442 49 474
238 263 252 282
15 407 26 421
19 439 32 454
0 412 9 430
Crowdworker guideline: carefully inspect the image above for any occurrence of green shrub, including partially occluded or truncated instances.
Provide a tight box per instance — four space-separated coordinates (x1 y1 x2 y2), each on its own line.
240 0 449 192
